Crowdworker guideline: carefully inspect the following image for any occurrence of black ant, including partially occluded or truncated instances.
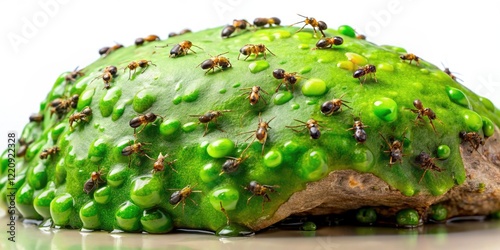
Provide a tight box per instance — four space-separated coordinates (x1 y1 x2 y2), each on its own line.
220 155 249 175
197 52 232 74
379 128 408 166
353 65 377 85
320 93 352 116
239 113 275 155
189 110 231 137
16 138 33 158
459 131 485 154
135 35 160 46
40 146 60 159
347 116 369 143
273 69 304 92
289 14 327 37
168 184 202 213
315 36 344 49
83 165 105 194
152 153 177 174
253 17 281 27
121 140 152 168
129 112 163 135
99 43 123 57
65 66 84 83
221 19 252 38
156 40 202 58
240 86 269 105
91 65 118 89
244 180 279 211
168 29 192 37
124 60 156 80
29 113 44 123
286 119 322 139
407 99 442 134
415 151 444 184
238 44 276 60
69 106 92 130
50 94 79 118
400 53 420 65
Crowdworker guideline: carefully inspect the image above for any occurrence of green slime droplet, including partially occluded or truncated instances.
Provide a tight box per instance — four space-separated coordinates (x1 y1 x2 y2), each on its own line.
50 193 74 226
396 208 419 226
445 86 470 108
99 87 122 117
78 88 95 110
207 138 235 158
199 163 219 183
159 119 181 136
209 186 240 211
373 97 398 122
482 116 495 137
436 145 451 159
79 201 100 229
273 92 293 105
462 110 483 132
130 176 162 209
141 209 174 234
133 89 157 113
301 78 327 96
115 202 142 232
263 150 282 168
248 60 270 73
338 25 356 38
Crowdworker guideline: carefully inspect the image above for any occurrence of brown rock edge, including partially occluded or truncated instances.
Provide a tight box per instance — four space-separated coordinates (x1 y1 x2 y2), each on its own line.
249 127 500 231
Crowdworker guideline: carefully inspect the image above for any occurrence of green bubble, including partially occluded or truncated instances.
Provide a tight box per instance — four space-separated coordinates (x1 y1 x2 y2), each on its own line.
159 119 181 136
396 208 420 226
462 110 483 132
232 82 241 88
479 97 495 112
302 78 327 96
345 52 368 66
115 202 142 232
272 30 291 39
55 158 67 185
248 60 270 73
430 204 448 221
283 140 300 155
141 209 174 233
209 186 240 211
373 97 398 122
28 162 47 190
298 149 328 181
99 87 122 117
50 193 74 226
130 176 162 209
88 138 108 162
338 25 356 37
219 88 227 94
337 60 354 71
352 147 375 172
216 224 254 237
182 122 198 133
112 101 127 121
482 116 495 137
34 188 55 219
263 150 282 168
199 163 219 183
207 138 235 158
437 145 451 159
51 123 67 141
356 207 377 224
182 87 200 102
78 88 95 111
172 95 182 105
273 91 294 105
300 66 312 74
80 201 100 229
94 186 111 204
107 164 128 187
300 221 317 231
16 182 42 219
133 89 157 113
377 63 394 72
445 86 470 108
291 103 300 110
298 44 310 50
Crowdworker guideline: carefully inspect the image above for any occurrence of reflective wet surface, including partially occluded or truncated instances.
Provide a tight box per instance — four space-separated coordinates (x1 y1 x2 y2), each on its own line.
1 217 500 250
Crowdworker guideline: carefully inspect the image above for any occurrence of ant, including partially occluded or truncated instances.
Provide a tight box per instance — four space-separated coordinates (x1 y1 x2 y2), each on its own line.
400 53 420 65
91 65 118 89
50 94 79 118
290 14 327 37
121 140 152 168
69 106 92 130
129 112 163 135
156 40 202 58
353 65 377 85
253 17 281 27
240 86 269 106
407 99 442 134
168 29 192 37
244 180 279 211
168 184 202 213
220 154 249 175
459 131 485 154
65 66 84 83
221 19 252 38
152 153 177 174
379 128 408 166
124 60 156 80
83 165 105 194
135 34 160 46
315 36 344 49
273 69 304 92
197 52 232 74
286 119 322 139
99 43 123 57
189 110 231 137
347 115 369 143
441 64 461 82
239 113 275 155
238 44 276 61
29 113 44 123
40 146 60 159
320 93 352 116
415 151 444 184
16 138 33 158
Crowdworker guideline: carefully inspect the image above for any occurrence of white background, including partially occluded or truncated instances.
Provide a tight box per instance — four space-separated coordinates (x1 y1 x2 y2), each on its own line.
0 0 499 139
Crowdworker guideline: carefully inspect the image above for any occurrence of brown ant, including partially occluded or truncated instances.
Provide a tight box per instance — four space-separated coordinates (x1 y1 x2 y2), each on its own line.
121 140 152 168
99 43 123 57
459 131 485 154
286 119 322 139
379 128 408 166
415 151 444 184
290 14 327 37
40 146 60 159
124 60 156 80
135 35 160 46
238 44 276 60
29 113 44 123
244 180 279 211
221 19 252 38
239 113 275 155
50 94 79 118
407 99 442 134
65 66 84 83
168 29 192 37
441 64 461 81
69 106 92 130
240 86 269 105
16 138 33 158
253 17 281 27
320 93 352 116
353 65 377 85
129 112 163 135
189 110 231 136
273 69 304 92
83 166 105 194
197 52 232 74
347 116 369 143
152 152 177 174
220 155 249 175
315 36 344 49
400 53 420 65
91 65 118 89
168 184 202 213
156 40 202 58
